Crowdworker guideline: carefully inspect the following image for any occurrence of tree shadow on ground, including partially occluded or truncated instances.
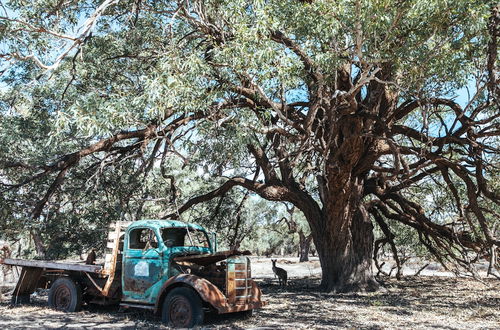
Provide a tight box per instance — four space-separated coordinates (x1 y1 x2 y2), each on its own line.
0 276 498 329
256 275 500 327
0 300 165 329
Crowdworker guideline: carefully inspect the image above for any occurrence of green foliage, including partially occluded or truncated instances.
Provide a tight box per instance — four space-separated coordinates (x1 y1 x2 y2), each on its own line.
1 0 489 134
0 0 497 266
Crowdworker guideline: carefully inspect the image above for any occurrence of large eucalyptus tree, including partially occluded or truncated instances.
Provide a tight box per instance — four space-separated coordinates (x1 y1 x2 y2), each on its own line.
0 0 498 291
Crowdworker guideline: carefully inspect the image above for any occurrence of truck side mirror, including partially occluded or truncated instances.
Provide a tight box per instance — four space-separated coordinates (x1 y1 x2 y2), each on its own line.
165 239 174 248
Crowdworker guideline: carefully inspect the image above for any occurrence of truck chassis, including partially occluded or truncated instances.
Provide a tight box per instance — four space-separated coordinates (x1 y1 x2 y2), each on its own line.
1 221 265 327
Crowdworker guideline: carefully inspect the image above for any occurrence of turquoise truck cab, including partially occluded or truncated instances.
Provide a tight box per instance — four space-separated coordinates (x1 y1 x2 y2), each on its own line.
121 219 212 304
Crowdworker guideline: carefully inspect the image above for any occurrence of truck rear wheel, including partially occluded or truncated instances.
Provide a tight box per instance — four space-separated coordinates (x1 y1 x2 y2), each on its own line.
48 277 82 312
162 287 204 327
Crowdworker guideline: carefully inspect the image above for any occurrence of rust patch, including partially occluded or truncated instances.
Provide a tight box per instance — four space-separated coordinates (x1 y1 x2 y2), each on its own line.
124 278 140 292
123 259 162 293
234 264 246 270
155 274 228 313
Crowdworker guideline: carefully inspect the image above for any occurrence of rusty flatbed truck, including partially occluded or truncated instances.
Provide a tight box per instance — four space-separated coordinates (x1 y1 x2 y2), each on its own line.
1 220 266 327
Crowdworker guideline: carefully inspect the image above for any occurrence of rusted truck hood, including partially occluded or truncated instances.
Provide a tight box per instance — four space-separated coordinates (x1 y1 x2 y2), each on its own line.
173 250 251 266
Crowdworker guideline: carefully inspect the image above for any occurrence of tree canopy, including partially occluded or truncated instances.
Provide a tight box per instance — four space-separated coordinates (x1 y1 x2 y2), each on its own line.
0 0 499 291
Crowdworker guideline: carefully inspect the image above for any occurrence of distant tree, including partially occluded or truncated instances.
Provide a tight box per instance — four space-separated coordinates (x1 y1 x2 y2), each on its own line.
279 206 313 262
0 1 498 291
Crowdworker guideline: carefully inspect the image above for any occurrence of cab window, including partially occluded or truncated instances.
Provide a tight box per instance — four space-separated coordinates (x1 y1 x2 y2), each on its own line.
129 228 158 249
161 228 209 248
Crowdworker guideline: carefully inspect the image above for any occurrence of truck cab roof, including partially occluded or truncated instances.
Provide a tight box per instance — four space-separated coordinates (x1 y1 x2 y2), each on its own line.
127 219 207 232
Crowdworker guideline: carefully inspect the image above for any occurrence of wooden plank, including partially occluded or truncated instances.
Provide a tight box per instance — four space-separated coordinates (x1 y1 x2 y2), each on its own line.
105 254 113 263
107 241 123 249
12 267 44 304
84 272 104 292
102 222 121 296
109 221 132 229
3 258 102 273
107 231 125 240
105 254 123 263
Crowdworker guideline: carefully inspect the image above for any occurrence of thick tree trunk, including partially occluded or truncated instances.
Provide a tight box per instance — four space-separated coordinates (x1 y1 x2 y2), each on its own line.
302 175 379 292
314 204 378 292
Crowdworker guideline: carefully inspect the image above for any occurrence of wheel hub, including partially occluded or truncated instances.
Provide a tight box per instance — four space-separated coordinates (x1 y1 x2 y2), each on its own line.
169 296 193 327
53 284 71 310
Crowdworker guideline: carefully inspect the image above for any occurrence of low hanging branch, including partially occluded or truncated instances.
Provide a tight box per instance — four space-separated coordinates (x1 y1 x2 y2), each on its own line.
228 191 250 250
370 208 402 279
0 109 215 256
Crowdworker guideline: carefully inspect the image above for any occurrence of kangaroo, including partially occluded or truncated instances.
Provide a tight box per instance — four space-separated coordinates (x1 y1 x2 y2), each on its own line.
271 259 287 286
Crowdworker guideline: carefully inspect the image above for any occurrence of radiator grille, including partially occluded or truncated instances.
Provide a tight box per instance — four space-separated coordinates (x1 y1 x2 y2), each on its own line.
226 256 252 304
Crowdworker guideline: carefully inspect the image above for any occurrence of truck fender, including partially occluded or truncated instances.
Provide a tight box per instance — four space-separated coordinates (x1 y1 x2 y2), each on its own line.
155 274 228 313
249 279 263 303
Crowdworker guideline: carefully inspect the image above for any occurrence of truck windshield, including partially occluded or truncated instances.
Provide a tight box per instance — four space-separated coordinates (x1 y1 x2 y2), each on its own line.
161 228 210 248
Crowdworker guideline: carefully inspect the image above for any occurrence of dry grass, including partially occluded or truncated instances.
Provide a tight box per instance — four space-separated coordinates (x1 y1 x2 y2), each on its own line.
0 275 499 329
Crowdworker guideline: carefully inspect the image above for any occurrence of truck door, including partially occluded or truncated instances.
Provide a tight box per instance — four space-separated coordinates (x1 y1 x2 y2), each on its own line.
122 227 164 303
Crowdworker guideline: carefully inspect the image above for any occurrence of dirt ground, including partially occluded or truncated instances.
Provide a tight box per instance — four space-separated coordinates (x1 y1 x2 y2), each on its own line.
1 258 499 329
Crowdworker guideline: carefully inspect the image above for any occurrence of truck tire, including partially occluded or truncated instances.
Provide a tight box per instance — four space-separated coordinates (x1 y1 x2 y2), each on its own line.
48 277 82 312
162 287 204 327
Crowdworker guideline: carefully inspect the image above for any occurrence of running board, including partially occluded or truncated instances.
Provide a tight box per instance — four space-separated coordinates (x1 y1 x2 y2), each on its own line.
119 302 155 310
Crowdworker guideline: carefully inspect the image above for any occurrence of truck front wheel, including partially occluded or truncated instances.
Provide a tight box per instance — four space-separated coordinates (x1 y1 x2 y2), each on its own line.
162 287 204 327
48 277 82 312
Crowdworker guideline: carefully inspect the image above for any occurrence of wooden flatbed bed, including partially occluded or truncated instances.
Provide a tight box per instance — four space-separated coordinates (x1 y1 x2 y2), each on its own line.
2 258 104 273
1 258 112 305
1 222 127 305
